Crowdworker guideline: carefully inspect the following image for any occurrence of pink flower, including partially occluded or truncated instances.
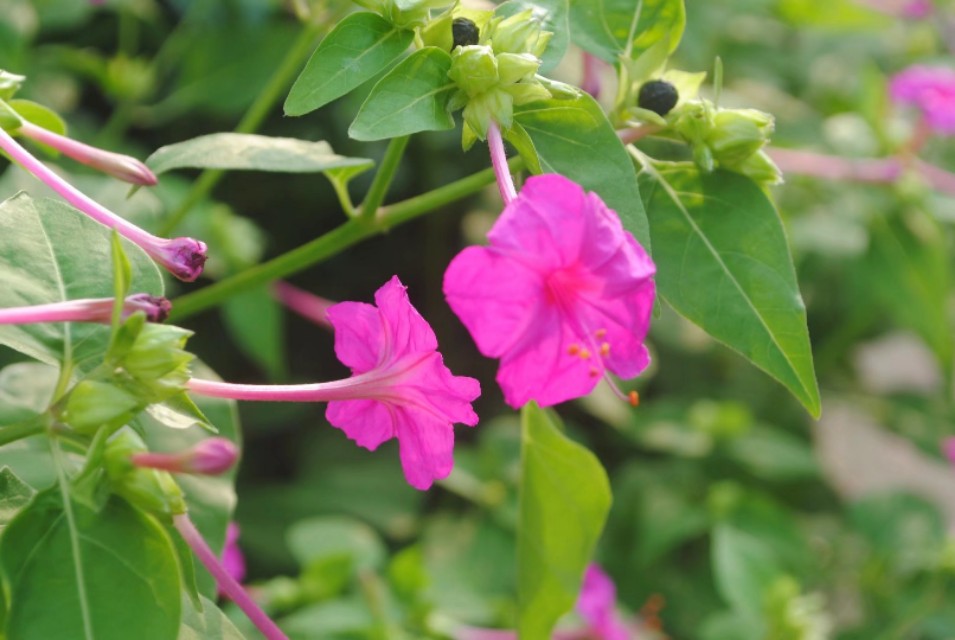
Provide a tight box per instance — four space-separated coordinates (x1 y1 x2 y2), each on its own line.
221 523 246 587
443 174 655 408
188 276 481 490
131 437 240 476
890 65 955 135
577 565 630 640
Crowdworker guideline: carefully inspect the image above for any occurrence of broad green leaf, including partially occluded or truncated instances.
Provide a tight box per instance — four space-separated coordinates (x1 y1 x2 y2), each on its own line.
496 0 570 73
0 466 34 532
285 13 413 116
569 0 685 63
0 490 181 640
637 162 820 417
517 403 611 639
348 47 455 141
221 285 285 380
145 133 373 177
179 595 247 640
514 94 650 248
0 193 163 371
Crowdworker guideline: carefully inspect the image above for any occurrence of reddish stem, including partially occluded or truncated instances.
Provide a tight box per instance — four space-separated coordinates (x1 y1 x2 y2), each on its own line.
487 121 517 205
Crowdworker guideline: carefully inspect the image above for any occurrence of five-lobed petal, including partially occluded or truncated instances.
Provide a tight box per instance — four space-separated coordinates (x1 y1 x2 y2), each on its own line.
325 276 481 490
443 174 655 408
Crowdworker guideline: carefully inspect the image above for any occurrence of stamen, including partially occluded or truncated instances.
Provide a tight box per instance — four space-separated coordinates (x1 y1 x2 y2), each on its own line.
599 342 610 356
567 343 580 355
589 366 599 377
579 348 591 360
601 369 640 408
629 390 640 407
595 328 607 339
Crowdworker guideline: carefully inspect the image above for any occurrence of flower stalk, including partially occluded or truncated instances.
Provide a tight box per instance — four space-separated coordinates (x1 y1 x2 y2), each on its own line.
173 513 288 640
0 294 170 325
272 281 335 329
0 126 207 281
488 121 517 205
17 121 157 186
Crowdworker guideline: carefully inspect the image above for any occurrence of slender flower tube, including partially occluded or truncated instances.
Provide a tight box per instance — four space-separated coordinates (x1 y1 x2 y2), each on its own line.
17 121 158 186
190 276 481 490
272 281 335 330
0 293 170 325
131 437 239 475
0 126 207 281
173 513 288 640
488 121 517 205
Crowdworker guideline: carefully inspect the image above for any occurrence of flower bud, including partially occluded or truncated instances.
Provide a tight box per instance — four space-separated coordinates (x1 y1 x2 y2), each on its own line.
449 45 500 97
733 150 783 186
0 70 25 100
706 108 774 166
122 324 194 383
124 293 172 323
497 52 541 85
484 10 548 57
131 437 240 476
105 430 187 517
61 380 143 434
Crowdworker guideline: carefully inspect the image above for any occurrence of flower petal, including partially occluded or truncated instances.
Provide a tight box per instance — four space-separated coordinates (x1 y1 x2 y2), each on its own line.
375 275 438 356
394 406 455 490
326 399 396 450
402 353 482 426
496 304 600 408
327 301 383 373
443 245 543 358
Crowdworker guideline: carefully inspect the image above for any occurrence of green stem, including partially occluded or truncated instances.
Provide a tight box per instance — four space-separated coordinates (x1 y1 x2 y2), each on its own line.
359 136 410 220
158 21 324 236
0 416 47 447
168 158 522 321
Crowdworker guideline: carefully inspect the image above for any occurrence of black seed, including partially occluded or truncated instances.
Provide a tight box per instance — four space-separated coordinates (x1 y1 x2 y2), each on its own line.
637 80 679 116
452 18 480 49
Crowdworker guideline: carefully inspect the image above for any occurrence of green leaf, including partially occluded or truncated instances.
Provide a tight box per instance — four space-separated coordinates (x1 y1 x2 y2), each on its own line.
0 193 164 371
778 0 891 28
0 490 181 640
514 93 650 248
145 133 373 177
221 285 285 380
285 13 413 116
0 466 35 532
711 523 781 623
569 0 686 63
637 162 820 417
496 0 570 73
287 516 386 570
179 595 247 640
517 403 611 639
348 47 456 141
9 99 67 157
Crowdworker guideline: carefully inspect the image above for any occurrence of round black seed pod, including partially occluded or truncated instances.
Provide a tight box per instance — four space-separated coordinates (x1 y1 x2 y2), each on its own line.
452 18 480 49
637 80 679 116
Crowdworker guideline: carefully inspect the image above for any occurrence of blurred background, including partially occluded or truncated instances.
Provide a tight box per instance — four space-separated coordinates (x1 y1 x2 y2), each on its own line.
2 0 955 637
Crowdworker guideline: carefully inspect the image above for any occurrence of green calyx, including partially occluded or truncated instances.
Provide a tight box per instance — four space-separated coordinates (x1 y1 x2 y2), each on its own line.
481 9 551 58
447 43 550 143
355 0 452 29
104 429 187 517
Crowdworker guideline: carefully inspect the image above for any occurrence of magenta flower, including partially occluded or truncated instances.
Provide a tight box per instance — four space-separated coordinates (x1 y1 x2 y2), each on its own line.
577 565 630 640
890 65 955 135
221 523 247 587
443 174 655 408
0 294 170 325
188 276 481 490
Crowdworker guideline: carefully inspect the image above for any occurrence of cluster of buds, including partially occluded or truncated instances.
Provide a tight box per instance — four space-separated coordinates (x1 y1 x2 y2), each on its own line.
668 101 782 185
353 0 451 29
57 314 196 434
104 430 188 517
446 10 553 145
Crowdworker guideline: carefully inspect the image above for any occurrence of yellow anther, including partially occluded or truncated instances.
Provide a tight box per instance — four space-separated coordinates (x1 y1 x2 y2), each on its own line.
595 328 607 339
579 348 591 360
628 390 640 407
568 344 580 355
599 343 610 356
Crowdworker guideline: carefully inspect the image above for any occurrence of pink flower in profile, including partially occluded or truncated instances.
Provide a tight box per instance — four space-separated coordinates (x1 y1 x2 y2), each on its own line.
443 174 655 408
576 565 631 640
890 65 955 135
221 523 246 588
189 276 481 490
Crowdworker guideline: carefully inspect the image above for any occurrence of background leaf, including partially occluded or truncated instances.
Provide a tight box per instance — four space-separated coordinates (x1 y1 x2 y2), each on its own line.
145 133 373 177
284 13 413 117
348 47 455 141
221 285 286 380
0 193 163 371
638 163 820 417
569 0 686 63
514 94 650 248
517 403 611 639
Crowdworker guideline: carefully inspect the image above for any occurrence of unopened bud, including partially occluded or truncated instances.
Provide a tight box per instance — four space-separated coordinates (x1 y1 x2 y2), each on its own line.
105 430 186 516
61 380 142 434
706 108 774 165
485 10 548 57
449 45 500 97
131 437 239 476
148 237 208 283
